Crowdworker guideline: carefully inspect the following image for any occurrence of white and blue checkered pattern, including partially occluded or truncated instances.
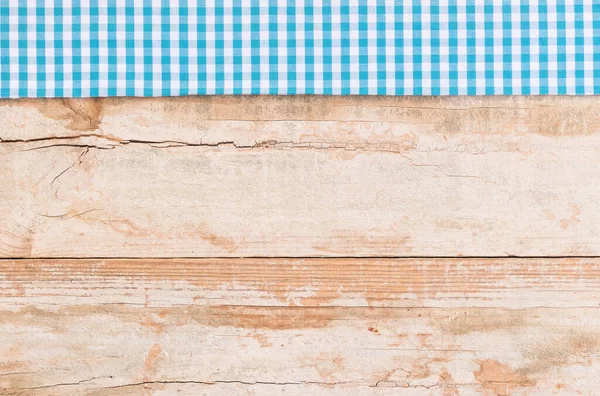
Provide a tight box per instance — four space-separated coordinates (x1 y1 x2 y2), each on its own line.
1 1 598 97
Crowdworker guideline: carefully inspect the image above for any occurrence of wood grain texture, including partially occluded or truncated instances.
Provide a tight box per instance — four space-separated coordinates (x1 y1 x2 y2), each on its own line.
2 96 600 395
2 258 600 395
1 96 600 257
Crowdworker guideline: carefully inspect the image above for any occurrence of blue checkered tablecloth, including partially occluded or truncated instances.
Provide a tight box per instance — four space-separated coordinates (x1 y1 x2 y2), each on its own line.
0 1 598 97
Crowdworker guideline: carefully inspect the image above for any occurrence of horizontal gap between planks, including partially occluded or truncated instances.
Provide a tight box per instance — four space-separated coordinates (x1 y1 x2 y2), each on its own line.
2 255 600 260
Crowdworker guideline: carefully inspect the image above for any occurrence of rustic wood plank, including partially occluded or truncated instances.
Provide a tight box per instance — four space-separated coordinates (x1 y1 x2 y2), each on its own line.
2 258 600 309
1 96 600 257
2 258 600 395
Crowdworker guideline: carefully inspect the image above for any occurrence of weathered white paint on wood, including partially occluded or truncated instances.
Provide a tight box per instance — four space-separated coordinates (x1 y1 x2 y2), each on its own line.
2 96 599 395
2 258 600 395
2 258 599 309
1 97 599 257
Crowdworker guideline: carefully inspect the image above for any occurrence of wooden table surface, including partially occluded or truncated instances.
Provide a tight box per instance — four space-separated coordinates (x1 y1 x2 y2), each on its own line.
1 96 599 395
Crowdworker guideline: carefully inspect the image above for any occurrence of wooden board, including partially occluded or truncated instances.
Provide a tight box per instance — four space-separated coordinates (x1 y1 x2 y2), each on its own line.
2 258 600 395
1 97 599 257
2 96 600 395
